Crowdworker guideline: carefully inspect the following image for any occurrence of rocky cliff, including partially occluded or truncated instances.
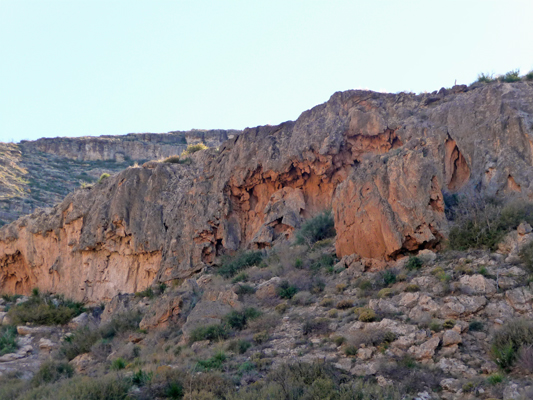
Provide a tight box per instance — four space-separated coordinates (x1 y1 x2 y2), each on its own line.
1 81 533 303
21 129 239 162
0 130 238 226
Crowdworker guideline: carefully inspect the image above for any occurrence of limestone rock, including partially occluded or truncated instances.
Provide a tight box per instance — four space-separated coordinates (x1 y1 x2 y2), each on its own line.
68 312 89 329
408 336 440 360
334 149 446 259
38 338 56 352
442 330 462 346
505 287 533 312
440 296 487 318
69 353 95 374
255 277 281 300
459 274 496 295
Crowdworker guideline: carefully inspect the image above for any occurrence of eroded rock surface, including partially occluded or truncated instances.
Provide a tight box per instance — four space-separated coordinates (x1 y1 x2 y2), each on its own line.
2 82 533 301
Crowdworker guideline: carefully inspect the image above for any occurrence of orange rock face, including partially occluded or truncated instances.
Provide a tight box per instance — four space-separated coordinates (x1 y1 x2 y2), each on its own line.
333 150 446 259
2 83 533 301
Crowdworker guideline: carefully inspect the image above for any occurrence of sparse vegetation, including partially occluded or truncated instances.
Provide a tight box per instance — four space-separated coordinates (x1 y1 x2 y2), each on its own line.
181 143 208 157
477 72 495 83
0 326 18 356
491 318 533 370
189 324 228 343
501 69 521 83
447 194 533 250
405 256 423 271
7 292 85 326
295 210 336 246
97 172 110 184
163 155 181 164
277 280 298 299
217 251 263 278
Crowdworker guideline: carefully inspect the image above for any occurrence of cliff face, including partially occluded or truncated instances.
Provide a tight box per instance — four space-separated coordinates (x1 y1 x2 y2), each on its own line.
21 129 239 162
1 82 533 303
0 130 238 226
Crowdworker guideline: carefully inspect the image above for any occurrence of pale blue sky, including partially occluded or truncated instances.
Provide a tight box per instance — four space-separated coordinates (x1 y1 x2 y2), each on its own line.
1 0 532 142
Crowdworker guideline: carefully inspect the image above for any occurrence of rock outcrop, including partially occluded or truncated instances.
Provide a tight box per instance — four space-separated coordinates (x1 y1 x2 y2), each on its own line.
2 81 533 302
0 130 239 226
21 129 238 162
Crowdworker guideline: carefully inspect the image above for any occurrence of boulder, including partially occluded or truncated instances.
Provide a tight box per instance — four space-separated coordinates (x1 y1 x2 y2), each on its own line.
408 336 440 360
459 274 496 295
442 330 462 346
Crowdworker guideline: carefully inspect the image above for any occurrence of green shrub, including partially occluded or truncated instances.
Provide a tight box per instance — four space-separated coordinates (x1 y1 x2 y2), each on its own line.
443 319 455 329
357 308 376 322
344 345 358 356
319 298 334 307
491 318 533 370
134 287 154 299
295 210 336 246
405 256 423 271
469 320 484 332
235 284 255 295
335 299 353 309
405 284 420 293
163 155 181 164
7 293 85 326
97 173 110 184
19 375 132 400
253 331 269 344
227 339 252 354
224 308 261 330
59 327 101 361
476 72 495 83
196 350 227 371
302 318 330 336
358 280 372 290
310 254 336 272
218 251 263 278
381 270 396 286
110 357 126 371
486 373 504 385
377 288 392 298
31 361 74 387
0 326 18 356
189 324 228 343
1 294 22 303
131 369 153 386
181 143 208 157
277 281 298 299
448 196 533 250
501 69 521 83
429 320 442 332
333 336 346 346
165 381 184 399
231 272 248 284
99 311 142 339
526 70 533 81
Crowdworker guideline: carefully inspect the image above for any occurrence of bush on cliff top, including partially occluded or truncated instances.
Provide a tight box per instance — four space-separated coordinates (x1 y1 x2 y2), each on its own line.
295 210 336 246
181 143 208 157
